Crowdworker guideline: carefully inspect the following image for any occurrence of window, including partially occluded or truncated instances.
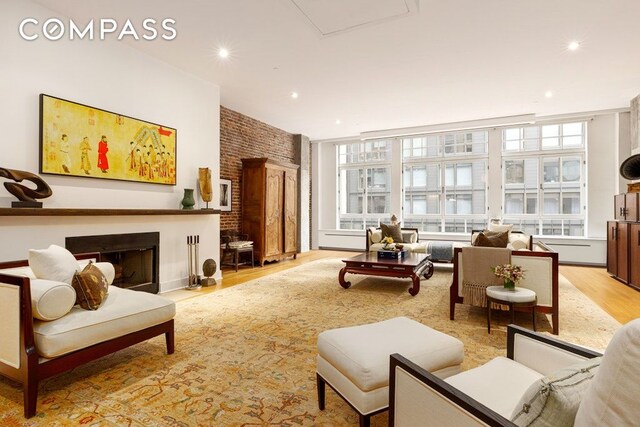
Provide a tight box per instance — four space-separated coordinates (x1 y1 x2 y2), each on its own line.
502 122 586 236
338 141 392 229
403 131 488 233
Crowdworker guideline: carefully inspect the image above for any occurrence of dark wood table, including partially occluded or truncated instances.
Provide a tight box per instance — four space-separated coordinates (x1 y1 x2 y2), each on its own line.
339 252 434 296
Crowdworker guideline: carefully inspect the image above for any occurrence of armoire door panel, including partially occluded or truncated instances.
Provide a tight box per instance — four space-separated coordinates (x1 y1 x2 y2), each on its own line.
265 168 283 257
284 171 297 253
625 193 639 222
614 194 626 220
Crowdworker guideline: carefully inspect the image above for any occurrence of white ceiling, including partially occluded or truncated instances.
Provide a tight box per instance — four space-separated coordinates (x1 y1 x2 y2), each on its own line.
34 0 640 140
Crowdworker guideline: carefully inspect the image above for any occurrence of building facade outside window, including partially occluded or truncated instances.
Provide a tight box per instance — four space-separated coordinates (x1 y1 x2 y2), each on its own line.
402 131 488 233
502 122 586 236
338 140 392 229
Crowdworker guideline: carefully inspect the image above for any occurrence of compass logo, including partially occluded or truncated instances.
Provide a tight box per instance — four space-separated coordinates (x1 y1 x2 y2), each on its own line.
19 18 177 41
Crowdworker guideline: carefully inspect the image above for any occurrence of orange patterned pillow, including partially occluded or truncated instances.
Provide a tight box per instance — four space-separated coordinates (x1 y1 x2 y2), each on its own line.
72 262 109 310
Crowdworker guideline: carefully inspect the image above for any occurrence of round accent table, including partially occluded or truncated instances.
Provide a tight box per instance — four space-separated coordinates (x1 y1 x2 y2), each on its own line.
486 286 537 334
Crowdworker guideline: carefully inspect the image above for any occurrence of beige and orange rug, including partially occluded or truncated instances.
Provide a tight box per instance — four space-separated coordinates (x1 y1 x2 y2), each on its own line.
0 259 621 426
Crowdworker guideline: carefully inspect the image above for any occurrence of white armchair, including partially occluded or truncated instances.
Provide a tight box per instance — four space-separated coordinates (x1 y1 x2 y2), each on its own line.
389 320 640 426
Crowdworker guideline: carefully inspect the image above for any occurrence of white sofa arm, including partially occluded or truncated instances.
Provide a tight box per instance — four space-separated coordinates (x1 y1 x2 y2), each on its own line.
390 354 514 427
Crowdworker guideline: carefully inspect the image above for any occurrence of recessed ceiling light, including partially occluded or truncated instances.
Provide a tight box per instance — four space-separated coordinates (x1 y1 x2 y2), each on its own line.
291 91 299 99
335 119 341 125
218 48 229 58
568 41 580 51
545 90 553 98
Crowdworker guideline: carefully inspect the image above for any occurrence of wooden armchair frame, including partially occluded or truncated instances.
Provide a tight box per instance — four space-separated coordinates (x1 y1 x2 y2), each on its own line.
0 253 174 418
389 325 601 426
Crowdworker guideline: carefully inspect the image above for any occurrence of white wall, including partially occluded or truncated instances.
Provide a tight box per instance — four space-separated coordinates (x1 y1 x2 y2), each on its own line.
312 111 630 265
0 0 221 290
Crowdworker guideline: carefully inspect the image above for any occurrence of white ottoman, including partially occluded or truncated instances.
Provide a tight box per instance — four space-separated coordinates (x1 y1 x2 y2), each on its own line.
316 317 464 426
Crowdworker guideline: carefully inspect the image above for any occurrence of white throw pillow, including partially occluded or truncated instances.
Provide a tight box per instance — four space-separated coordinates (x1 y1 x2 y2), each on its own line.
488 223 513 233
511 357 602 426
574 319 640 426
29 245 79 285
29 279 77 321
510 239 529 251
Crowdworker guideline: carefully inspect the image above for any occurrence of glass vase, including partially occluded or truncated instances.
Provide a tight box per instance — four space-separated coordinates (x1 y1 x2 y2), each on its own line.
504 279 516 290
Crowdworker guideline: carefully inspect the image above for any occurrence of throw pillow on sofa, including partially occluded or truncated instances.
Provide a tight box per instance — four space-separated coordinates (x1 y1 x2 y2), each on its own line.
511 357 602 426
29 244 79 285
72 262 109 310
381 223 404 243
473 231 509 248
30 279 77 321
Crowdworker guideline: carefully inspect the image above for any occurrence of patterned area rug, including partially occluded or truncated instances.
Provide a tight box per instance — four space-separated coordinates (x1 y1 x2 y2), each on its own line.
0 259 621 426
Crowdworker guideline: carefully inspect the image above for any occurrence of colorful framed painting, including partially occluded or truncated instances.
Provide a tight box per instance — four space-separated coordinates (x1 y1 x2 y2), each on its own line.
39 94 177 185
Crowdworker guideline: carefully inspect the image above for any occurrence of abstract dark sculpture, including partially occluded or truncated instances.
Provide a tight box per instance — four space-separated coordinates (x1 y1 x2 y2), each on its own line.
0 167 52 208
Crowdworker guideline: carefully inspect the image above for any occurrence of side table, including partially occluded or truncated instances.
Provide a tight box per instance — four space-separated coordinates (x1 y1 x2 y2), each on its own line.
486 286 537 334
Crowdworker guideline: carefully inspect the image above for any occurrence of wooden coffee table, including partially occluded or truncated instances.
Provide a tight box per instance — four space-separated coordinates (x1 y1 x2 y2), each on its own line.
339 252 434 296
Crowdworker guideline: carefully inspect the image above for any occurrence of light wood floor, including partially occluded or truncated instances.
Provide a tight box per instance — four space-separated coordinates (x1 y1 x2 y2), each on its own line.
168 250 640 325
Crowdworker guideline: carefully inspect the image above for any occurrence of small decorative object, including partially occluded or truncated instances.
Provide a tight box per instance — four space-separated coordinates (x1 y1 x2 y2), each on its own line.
186 235 202 290
220 178 232 212
198 167 213 209
0 167 53 208
181 188 195 210
201 258 217 286
390 214 398 225
492 264 525 290
381 236 394 250
40 94 177 185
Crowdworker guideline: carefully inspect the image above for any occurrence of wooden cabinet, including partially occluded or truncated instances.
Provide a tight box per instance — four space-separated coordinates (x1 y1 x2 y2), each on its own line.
614 193 638 221
630 223 640 289
242 158 299 266
607 221 618 277
608 193 640 291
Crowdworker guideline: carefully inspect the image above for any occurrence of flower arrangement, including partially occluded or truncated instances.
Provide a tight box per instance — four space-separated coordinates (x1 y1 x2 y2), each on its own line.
381 236 394 249
492 264 525 290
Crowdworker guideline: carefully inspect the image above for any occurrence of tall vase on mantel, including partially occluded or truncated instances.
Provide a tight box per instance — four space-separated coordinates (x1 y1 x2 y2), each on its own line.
181 188 195 210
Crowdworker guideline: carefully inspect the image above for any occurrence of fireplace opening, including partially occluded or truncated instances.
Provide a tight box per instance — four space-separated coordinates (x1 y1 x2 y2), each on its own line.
66 232 159 294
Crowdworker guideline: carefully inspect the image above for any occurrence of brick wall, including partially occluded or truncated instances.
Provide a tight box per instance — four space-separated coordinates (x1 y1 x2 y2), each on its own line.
220 106 297 232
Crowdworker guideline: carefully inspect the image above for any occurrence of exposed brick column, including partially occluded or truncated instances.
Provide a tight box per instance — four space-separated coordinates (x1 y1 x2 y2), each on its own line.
219 106 298 234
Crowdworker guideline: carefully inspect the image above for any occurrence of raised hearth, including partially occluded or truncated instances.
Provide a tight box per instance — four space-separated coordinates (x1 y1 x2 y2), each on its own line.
66 232 159 294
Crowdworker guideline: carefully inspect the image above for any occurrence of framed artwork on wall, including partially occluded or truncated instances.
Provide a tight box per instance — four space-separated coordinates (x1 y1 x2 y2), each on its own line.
39 94 177 185
220 178 232 211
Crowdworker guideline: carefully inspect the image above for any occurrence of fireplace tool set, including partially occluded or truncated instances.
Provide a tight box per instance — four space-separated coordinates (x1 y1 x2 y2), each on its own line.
186 235 202 290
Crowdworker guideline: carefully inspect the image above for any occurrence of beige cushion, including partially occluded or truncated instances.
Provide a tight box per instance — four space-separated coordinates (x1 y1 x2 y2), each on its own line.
29 245 79 285
511 357 602 426
30 279 77 321
510 239 529 250
368 227 383 245
401 230 418 244
445 357 544 418
317 317 464 392
488 223 514 233
33 286 175 358
575 318 640 426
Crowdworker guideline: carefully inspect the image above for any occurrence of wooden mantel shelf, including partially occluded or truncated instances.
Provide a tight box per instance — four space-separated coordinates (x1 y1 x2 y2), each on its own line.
0 208 221 217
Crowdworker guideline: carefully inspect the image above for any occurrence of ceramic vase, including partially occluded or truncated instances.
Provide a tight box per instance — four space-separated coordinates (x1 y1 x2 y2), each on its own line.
181 188 195 210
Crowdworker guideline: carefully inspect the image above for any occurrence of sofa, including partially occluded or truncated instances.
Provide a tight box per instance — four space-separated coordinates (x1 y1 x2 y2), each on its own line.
389 321 639 426
450 243 559 334
0 250 175 418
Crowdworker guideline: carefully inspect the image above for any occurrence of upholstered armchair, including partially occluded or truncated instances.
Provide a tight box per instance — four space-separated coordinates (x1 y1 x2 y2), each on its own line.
389 320 640 426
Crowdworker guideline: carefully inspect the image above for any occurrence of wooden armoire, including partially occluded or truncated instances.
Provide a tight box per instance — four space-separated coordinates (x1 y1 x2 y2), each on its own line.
241 158 299 266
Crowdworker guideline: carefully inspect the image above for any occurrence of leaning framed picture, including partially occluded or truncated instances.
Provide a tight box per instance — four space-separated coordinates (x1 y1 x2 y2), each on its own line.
220 179 232 211
39 94 177 185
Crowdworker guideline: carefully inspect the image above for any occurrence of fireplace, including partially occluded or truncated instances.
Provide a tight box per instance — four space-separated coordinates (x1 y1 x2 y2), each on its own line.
66 232 159 294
